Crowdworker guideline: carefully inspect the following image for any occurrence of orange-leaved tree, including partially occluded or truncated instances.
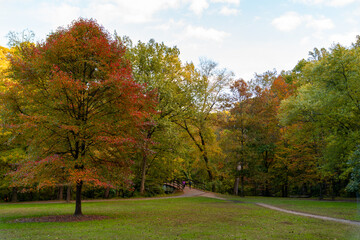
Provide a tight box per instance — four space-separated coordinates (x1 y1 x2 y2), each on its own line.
1 19 156 215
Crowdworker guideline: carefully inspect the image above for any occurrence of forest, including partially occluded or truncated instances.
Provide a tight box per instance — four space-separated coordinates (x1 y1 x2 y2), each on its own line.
1 19 360 213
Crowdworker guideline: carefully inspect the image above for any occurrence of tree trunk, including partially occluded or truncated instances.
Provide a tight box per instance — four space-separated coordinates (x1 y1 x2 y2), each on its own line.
233 177 239 195
357 191 360 216
11 187 18 203
240 175 245 197
302 183 308 196
204 155 215 192
319 182 323 200
140 154 147 195
104 186 110 199
282 177 288 197
58 186 64 200
66 185 71 202
74 180 83 216
331 179 336 201
264 180 270 196
211 181 216 192
283 183 288 197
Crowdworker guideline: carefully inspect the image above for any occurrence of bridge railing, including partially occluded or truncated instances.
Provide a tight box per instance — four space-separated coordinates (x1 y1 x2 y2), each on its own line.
165 180 209 192
164 180 183 191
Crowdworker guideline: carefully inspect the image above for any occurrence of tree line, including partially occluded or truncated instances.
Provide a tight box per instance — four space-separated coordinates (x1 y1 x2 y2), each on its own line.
0 19 359 215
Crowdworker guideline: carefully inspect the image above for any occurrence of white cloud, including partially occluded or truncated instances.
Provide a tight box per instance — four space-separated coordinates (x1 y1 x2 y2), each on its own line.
184 0 240 15
7 0 242 28
184 25 230 42
305 16 334 31
86 0 181 24
219 6 239 16
300 36 311 45
153 19 185 31
187 0 209 15
153 19 231 43
272 12 334 32
35 2 81 28
328 0 357 6
293 0 327 5
31 0 183 26
211 0 240 5
329 31 359 46
271 12 303 32
293 0 358 7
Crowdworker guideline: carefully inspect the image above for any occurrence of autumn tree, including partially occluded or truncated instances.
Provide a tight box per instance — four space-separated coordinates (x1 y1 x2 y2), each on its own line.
224 79 252 196
220 72 296 197
122 38 192 195
176 59 233 191
1 19 155 214
0 45 28 202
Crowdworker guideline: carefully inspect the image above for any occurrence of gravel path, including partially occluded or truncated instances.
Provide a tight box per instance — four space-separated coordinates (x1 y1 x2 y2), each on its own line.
255 203 360 226
182 187 226 199
183 188 360 226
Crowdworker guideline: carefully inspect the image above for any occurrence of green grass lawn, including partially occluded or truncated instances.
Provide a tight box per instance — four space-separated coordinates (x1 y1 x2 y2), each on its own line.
0 197 359 240
224 195 360 222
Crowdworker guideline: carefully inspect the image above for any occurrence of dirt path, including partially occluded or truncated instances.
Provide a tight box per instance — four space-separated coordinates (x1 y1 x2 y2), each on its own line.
182 187 226 199
255 203 360 226
183 188 360 226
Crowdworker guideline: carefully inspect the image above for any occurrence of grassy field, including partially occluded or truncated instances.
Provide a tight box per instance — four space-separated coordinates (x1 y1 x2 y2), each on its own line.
224 195 360 222
0 197 359 240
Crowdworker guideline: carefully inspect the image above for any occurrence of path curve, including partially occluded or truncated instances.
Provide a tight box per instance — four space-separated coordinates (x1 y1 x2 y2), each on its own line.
182 187 226 200
182 187 360 226
3 187 360 226
255 203 360 226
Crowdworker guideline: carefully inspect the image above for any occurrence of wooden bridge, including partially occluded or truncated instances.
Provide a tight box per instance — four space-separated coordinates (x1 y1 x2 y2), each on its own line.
163 181 183 193
163 180 207 193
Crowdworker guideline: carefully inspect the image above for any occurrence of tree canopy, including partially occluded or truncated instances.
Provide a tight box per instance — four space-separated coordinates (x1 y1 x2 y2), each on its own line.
1 19 156 214
1 19 360 205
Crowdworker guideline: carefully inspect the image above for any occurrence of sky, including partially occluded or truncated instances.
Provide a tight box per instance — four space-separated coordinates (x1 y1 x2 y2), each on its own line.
0 0 359 80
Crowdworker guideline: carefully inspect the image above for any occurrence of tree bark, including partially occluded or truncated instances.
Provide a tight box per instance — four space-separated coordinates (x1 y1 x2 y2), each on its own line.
58 186 64 200
178 122 216 191
331 179 336 201
357 191 360 216
140 154 147 195
282 177 288 197
74 180 83 215
233 177 239 195
66 185 71 202
199 132 214 191
11 187 18 203
240 175 245 197
264 180 270 196
319 182 323 200
253 182 258 196
104 186 110 199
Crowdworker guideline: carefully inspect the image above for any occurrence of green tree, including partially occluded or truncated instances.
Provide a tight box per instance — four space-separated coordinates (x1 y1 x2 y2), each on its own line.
123 38 192 194
279 39 360 197
0 45 28 202
175 59 233 191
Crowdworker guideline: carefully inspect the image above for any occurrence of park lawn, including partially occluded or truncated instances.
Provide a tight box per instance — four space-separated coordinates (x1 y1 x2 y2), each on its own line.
0 197 359 240
225 195 360 222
